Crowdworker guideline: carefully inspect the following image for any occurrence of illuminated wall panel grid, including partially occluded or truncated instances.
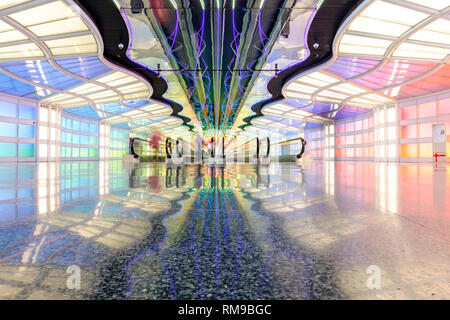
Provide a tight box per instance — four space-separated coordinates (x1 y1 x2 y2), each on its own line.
60 111 99 160
399 91 450 163
0 94 37 162
304 126 324 159
0 164 35 223
110 127 129 158
335 112 375 161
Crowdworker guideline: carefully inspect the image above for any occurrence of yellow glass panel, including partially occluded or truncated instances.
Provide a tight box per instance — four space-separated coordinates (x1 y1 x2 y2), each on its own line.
419 143 432 157
9 1 75 26
0 29 28 43
44 35 97 55
28 17 89 37
401 144 417 158
0 0 31 10
393 43 449 60
0 42 43 59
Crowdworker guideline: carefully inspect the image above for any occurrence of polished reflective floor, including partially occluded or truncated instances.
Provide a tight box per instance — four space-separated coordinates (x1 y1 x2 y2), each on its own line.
0 160 449 299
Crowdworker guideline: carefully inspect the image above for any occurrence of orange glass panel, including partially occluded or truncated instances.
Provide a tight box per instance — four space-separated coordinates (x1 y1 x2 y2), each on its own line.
369 117 374 128
418 101 436 118
336 148 344 158
438 98 450 115
419 123 433 138
337 124 345 133
419 143 432 157
355 134 362 145
401 144 417 158
336 136 345 145
369 147 374 157
355 147 362 157
401 125 417 139
355 120 362 131
400 105 417 120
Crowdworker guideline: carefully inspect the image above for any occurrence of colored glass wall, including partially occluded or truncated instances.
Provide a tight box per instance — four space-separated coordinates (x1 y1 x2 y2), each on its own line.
304 126 324 159
399 92 450 162
110 127 129 158
335 112 374 160
60 112 99 160
0 95 36 161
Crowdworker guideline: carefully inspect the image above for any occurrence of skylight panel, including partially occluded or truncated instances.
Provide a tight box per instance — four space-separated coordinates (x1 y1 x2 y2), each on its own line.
339 34 392 56
0 42 43 59
348 16 410 37
0 29 28 43
404 0 450 10
363 1 429 26
0 20 14 32
284 91 311 100
393 42 449 60
44 34 97 55
290 109 313 117
87 90 118 100
0 0 31 11
8 1 76 26
96 72 126 83
409 19 450 45
288 82 318 93
309 72 340 84
108 76 136 87
332 83 367 95
69 83 105 94
268 104 293 112
317 90 349 100
27 17 89 37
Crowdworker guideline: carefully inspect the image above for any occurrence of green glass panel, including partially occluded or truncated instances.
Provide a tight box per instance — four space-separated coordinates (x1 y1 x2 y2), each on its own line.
0 143 17 157
18 144 34 157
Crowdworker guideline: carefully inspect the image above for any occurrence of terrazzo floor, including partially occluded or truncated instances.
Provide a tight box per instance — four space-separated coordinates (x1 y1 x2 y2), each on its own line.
0 160 449 299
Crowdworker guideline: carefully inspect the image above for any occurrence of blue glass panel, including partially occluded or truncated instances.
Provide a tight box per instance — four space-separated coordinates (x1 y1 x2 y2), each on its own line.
54 56 111 79
18 104 35 120
326 57 380 79
72 134 80 144
80 121 89 132
18 124 35 138
333 106 371 120
66 118 72 129
112 122 131 129
89 123 98 133
0 122 17 137
96 102 129 114
80 135 88 145
0 60 82 90
89 136 97 145
0 72 54 98
72 120 80 131
123 99 150 108
0 101 17 118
